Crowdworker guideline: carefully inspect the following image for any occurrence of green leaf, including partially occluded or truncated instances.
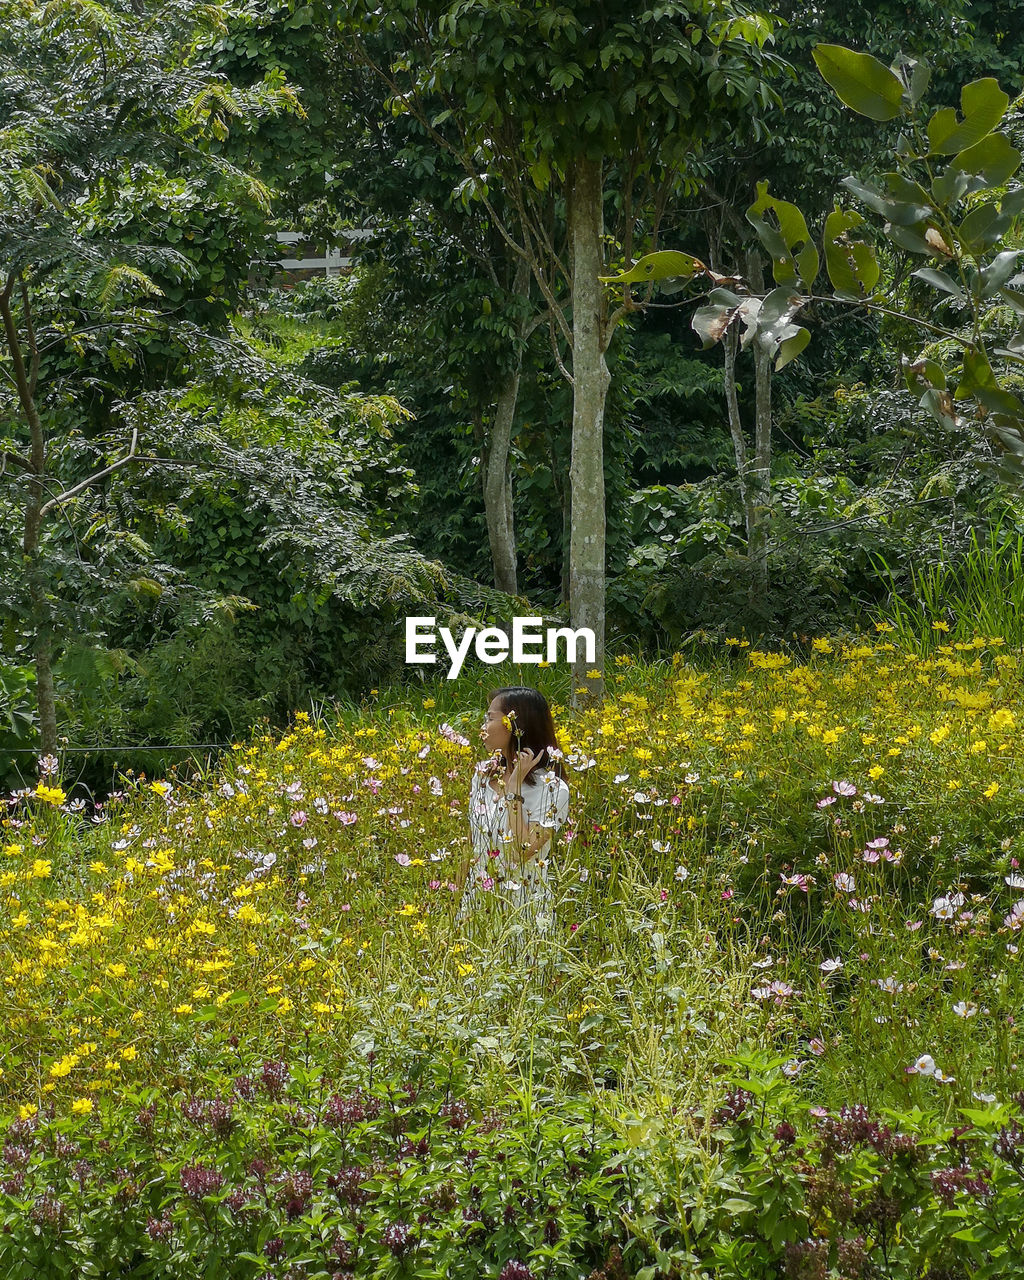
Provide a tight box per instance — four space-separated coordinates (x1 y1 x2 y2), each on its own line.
824 208 879 298
882 173 935 225
600 251 705 286
932 166 972 206
746 182 819 289
980 250 1021 297
957 202 1012 253
903 354 946 392
957 344 1024 415
813 45 905 121
927 78 1010 154
775 325 810 370
952 133 1022 186
884 222 935 255
911 267 966 301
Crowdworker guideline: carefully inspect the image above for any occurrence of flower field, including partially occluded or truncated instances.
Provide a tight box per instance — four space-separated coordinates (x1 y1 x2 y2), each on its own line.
4 629 1024 1278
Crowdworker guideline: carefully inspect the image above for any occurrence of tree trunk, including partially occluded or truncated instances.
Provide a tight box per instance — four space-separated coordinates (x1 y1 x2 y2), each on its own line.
482 362 522 596
0 286 58 764
746 248 771 611
567 154 610 704
721 250 773 615
481 257 532 596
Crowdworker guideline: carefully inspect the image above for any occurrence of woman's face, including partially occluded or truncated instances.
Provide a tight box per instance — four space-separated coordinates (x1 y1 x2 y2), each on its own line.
480 696 512 757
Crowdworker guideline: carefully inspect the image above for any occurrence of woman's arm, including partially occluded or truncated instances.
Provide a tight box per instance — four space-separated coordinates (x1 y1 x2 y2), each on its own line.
505 794 554 865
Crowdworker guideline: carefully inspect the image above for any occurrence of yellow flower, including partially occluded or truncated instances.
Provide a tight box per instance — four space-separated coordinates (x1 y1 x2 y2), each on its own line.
174 1004 194 1015
18 1103 37 1120
71 1098 93 1114
31 859 52 879
868 766 885 780
932 620 950 632
983 783 1000 799
150 781 172 796
929 725 950 745
34 782 66 806
398 903 419 917
812 638 833 653
947 779 962 790
457 963 475 977
988 708 1015 733
120 1046 137 1061
422 698 436 709
971 739 988 754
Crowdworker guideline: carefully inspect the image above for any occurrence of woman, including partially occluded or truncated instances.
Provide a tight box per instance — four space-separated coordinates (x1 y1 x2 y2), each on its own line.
455 686 570 940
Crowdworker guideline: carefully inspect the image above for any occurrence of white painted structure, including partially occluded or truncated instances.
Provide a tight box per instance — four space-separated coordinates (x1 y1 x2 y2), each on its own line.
262 229 373 276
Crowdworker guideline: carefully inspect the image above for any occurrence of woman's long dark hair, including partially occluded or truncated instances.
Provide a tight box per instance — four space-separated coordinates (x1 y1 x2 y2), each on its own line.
487 686 566 782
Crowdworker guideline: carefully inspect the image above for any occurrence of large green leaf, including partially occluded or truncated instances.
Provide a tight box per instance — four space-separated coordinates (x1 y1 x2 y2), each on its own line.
823 208 879 299
927 78 1009 155
951 133 1021 187
911 267 966 302
812 45 905 122
956 344 1024 415
600 251 705 285
957 202 1012 254
745 182 819 289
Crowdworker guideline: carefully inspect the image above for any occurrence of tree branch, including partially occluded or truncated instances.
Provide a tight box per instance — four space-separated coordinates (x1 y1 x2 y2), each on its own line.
40 428 139 517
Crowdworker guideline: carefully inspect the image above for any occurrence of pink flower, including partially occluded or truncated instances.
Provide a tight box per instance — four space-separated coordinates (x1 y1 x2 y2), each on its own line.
290 811 308 828
341 903 350 912
395 854 411 867
336 812 358 826
832 780 857 796
428 880 440 890
816 796 836 808
660 888 669 902
721 888 734 901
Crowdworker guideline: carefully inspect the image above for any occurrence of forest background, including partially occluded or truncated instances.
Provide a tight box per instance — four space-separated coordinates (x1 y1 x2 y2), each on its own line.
1 0 1022 794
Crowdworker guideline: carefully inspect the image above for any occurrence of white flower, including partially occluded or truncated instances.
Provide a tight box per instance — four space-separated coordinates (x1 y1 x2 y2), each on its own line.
972 1092 997 1103
782 1060 806 1077
684 772 700 784
952 1001 978 1018
417 744 430 759
1005 874 1024 889
752 956 774 969
652 840 671 853
674 864 689 882
875 976 904 993
1004 900 1024 929
934 1069 956 1084
632 791 649 804
820 958 843 975
578 868 590 882
907 1055 936 1076
930 896 957 920
834 872 856 892
808 1038 826 1056
613 773 630 784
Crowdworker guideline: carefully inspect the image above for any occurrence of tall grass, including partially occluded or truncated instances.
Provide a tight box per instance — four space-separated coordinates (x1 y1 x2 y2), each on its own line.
872 516 1024 653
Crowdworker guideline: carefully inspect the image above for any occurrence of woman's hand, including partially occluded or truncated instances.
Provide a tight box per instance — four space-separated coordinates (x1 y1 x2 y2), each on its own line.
508 746 542 789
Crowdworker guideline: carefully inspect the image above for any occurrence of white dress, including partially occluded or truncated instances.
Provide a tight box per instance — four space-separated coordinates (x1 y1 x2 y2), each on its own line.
457 765 570 930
